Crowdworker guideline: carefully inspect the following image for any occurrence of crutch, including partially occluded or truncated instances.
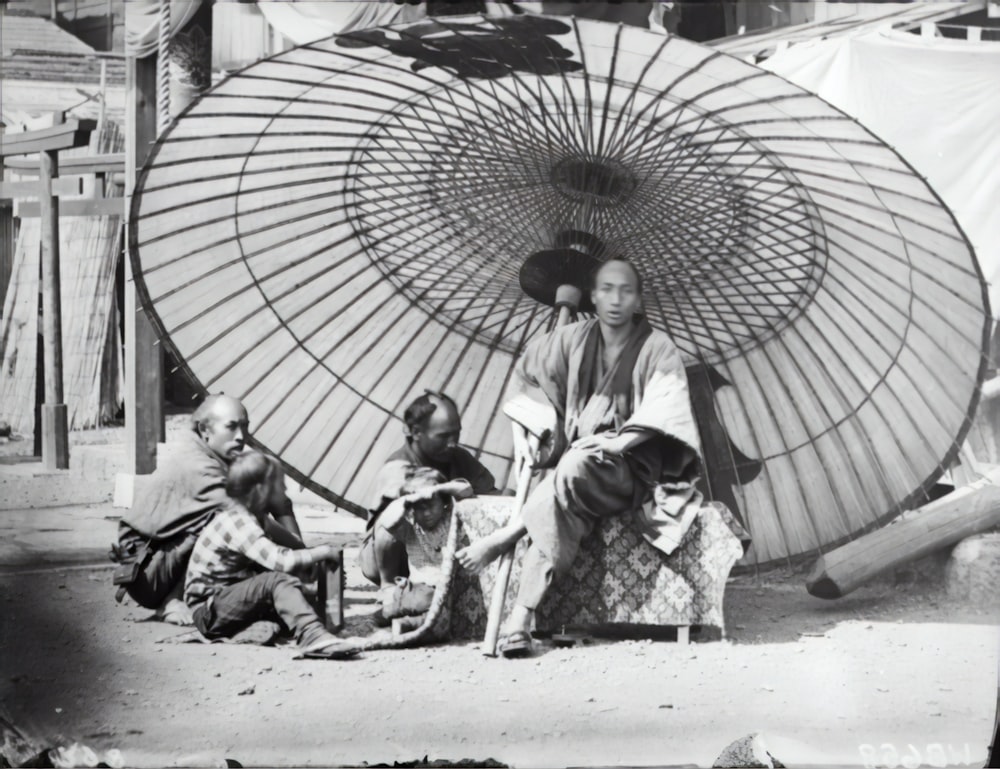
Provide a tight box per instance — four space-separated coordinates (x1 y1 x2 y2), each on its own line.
482 284 582 657
481 412 545 657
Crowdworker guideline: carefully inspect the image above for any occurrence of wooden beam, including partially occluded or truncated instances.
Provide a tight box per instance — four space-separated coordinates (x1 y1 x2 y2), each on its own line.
3 153 125 175
124 53 163 476
806 467 1000 599
0 119 97 158
14 198 123 218
38 148 70 470
0 177 84 199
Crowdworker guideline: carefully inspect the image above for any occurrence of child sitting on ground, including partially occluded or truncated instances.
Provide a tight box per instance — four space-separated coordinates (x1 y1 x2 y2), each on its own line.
368 467 471 625
183 450 352 659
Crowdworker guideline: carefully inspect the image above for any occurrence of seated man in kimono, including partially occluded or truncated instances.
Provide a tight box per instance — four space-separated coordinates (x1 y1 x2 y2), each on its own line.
456 259 703 657
361 391 498 611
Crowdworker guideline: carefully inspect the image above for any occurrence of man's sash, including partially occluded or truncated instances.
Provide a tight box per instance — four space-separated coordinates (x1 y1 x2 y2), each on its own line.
571 316 653 440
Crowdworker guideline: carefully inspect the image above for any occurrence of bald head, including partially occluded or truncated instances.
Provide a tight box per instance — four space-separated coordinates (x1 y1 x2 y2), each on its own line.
403 391 462 464
592 259 643 294
193 394 249 462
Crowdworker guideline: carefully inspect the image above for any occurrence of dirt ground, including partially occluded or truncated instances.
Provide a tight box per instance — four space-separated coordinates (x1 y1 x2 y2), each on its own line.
1 425 998 769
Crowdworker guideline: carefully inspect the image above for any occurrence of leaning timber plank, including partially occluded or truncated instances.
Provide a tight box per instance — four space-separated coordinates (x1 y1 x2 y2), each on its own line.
3 153 125 175
0 177 83 199
0 119 97 157
14 198 123 218
806 467 1000 599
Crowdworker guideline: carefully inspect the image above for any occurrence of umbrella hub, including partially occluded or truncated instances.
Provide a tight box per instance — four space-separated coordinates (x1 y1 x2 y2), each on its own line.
551 157 637 207
519 244 602 312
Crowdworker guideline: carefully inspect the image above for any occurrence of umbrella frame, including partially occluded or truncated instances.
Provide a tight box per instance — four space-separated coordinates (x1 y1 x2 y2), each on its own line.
127 14 992 563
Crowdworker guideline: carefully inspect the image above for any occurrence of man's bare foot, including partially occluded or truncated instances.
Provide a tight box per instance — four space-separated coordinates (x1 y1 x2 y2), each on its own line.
504 604 533 636
456 530 512 573
155 597 193 626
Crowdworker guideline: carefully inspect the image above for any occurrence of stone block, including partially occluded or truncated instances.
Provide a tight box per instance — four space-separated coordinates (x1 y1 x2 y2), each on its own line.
945 531 1000 608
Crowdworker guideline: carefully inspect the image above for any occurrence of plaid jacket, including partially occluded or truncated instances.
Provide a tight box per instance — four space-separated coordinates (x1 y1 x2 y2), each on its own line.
184 504 313 607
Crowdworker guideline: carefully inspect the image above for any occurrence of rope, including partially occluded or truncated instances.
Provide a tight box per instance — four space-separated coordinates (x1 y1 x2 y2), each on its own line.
336 505 462 652
156 0 171 134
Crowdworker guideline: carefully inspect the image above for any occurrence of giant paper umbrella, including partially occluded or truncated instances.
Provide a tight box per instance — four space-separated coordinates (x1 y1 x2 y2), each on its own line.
130 14 989 566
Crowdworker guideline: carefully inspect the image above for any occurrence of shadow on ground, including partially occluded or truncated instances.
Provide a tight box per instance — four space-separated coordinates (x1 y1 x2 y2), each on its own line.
0 569 122 766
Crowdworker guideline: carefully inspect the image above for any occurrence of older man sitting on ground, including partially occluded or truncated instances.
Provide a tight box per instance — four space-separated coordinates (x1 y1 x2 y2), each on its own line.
111 394 304 625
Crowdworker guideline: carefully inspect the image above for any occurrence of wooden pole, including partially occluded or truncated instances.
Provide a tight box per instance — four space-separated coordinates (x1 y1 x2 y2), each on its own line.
120 0 211 486
38 146 69 470
0 128 13 315
106 0 113 51
482 288 579 656
124 54 164 475
482 441 538 657
806 467 1000 599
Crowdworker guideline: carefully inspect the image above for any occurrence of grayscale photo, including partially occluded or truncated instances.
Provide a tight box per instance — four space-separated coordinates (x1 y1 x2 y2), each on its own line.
1 1 998 767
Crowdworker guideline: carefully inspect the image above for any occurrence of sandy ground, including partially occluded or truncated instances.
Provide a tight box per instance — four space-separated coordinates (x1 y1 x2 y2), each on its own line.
1 424 998 768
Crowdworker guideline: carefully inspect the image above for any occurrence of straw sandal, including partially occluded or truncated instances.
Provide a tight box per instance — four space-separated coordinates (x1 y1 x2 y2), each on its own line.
294 637 361 660
498 630 533 658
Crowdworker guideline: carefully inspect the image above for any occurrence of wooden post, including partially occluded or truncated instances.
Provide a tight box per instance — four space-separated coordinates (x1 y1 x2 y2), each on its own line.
124 54 164 476
119 0 210 488
0 119 98 459
318 551 345 633
38 145 69 470
106 0 114 51
0 130 12 315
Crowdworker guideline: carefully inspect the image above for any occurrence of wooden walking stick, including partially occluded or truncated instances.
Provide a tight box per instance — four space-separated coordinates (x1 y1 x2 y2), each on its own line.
482 271 591 657
482 417 544 657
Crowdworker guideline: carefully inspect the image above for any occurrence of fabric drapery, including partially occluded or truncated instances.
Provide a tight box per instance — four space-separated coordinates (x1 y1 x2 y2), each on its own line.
125 0 202 58
256 1 426 46
762 28 1000 314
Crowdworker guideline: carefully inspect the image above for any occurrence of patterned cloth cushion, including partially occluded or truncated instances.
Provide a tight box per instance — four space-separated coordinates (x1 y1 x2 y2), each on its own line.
449 498 744 640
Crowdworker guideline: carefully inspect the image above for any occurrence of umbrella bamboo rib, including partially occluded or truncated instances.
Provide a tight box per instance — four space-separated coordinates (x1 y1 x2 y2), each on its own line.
614 146 955 555
247 202 536 443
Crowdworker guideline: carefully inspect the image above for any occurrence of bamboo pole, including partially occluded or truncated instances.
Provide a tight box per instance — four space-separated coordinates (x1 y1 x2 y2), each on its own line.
38 146 69 470
0 126 12 314
156 0 171 134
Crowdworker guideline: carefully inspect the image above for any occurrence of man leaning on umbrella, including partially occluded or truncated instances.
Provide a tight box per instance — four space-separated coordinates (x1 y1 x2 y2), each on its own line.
457 259 703 657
